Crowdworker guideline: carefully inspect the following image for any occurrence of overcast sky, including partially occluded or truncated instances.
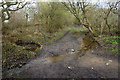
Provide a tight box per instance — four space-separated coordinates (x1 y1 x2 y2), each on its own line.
0 0 118 2
24 0 119 2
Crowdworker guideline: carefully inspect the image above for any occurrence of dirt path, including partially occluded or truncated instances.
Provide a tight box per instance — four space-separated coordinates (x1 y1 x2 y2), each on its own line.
5 30 118 78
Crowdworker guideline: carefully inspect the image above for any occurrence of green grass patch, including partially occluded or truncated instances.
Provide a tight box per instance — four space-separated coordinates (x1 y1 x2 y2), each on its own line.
45 28 69 45
70 28 89 38
102 36 120 45
102 36 119 54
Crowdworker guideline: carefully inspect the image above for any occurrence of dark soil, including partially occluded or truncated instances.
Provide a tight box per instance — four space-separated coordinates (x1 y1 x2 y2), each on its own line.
15 40 41 51
3 30 118 78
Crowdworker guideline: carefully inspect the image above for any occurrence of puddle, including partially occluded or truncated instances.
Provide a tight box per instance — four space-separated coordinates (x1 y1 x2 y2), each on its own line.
50 33 99 63
80 33 99 55
15 40 41 51
50 53 77 63
50 54 68 63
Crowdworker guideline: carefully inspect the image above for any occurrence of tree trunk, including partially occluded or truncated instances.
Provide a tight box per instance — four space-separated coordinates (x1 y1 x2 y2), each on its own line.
118 2 120 36
1 10 5 27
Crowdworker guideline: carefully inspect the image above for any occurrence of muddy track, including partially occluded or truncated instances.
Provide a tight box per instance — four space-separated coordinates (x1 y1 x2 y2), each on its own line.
38 31 81 58
3 30 118 78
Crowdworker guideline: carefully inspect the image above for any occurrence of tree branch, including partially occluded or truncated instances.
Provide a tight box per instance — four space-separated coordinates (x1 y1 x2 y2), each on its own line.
8 2 27 11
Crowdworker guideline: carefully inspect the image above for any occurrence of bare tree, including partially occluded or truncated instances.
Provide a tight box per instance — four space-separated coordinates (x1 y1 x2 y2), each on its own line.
62 1 96 37
62 1 103 47
0 0 28 25
101 1 119 35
